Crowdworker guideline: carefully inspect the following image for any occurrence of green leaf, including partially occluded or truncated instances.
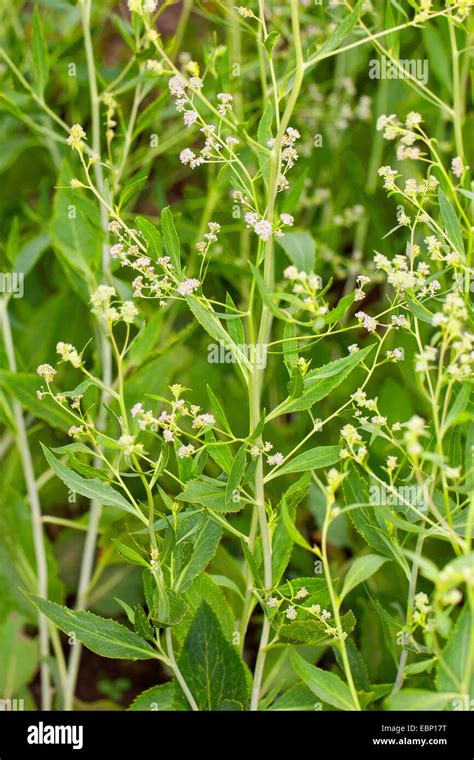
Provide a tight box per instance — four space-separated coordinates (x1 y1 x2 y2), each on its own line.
206 385 233 435
438 189 464 254
385 689 456 711
257 103 273 184
281 495 315 554
272 473 311 583
276 231 315 273
175 519 222 592
225 293 245 347
280 610 356 645
268 345 374 419
136 215 162 259
134 605 155 640
266 446 340 480
225 445 246 502
161 206 182 275
178 601 249 709
32 6 49 97
41 445 140 518
187 296 251 373
0 371 78 431
249 262 287 320
129 682 187 711
177 477 242 513
113 540 150 569
0 614 39 694
289 649 355 710
50 163 102 302
27 594 159 660
264 31 281 55
269 683 317 711
340 554 389 601
436 605 474 697
117 176 147 213
315 0 363 60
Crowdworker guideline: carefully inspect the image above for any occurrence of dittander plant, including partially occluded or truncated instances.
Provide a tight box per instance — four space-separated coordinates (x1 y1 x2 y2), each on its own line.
0 0 472 712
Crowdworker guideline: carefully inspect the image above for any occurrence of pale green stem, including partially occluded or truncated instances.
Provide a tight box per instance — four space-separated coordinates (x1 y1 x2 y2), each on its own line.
0 297 52 710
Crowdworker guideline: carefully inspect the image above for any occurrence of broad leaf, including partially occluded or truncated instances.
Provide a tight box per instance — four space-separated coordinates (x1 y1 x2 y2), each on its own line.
178 601 250 710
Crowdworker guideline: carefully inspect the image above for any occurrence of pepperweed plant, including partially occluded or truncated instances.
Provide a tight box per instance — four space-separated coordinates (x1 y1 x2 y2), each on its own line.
0 0 472 714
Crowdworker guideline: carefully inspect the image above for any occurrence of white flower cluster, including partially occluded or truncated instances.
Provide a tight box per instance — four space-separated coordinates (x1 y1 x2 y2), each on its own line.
130 385 215 450
90 285 139 324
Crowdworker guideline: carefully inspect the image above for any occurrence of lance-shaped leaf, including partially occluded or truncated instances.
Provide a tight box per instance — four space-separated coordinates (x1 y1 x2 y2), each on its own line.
267 345 374 419
290 649 355 710
161 206 182 275
265 445 340 481
26 594 159 660
187 296 251 373
340 554 389 601
41 445 141 519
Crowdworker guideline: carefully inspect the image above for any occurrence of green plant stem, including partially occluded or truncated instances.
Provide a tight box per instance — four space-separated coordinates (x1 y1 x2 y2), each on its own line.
449 19 465 159
392 533 426 693
165 628 199 711
249 0 305 711
65 0 113 711
0 297 52 710
321 509 361 710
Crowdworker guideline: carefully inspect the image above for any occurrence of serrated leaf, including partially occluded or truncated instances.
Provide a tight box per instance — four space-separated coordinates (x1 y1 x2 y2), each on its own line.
178 601 249 709
128 682 187 711
268 345 374 419
27 594 158 660
41 445 140 518
187 296 251 373
176 519 222 592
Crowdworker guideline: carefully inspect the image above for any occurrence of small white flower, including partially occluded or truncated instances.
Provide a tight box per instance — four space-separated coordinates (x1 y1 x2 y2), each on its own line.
168 75 187 98
451 156 468 178
296 587 308 600
285 605 297 620
178 444 195 458
267 452 284 466
266 597 279 608
56 342 81 368
179 148 196 165
120 301 138 323
254 219 273 241
177 278 200 296
36 364 56 383
183 110 198 127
